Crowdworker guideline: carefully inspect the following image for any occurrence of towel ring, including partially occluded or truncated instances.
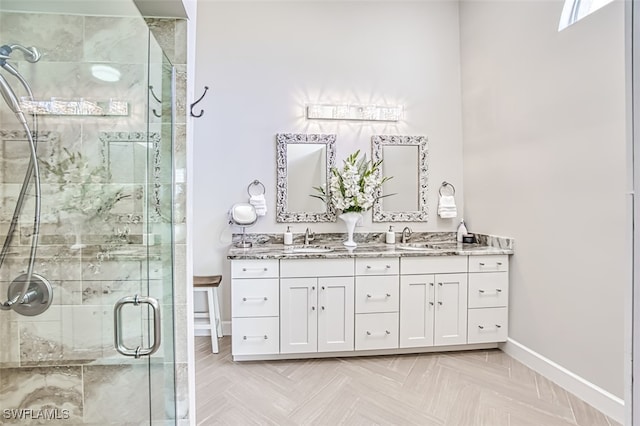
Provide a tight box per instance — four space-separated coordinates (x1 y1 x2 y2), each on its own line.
247 180 266 197
439 181 456 196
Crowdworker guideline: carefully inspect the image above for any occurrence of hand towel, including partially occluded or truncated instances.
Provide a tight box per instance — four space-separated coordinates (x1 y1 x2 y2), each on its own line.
249 194 267 216
438 195 457 219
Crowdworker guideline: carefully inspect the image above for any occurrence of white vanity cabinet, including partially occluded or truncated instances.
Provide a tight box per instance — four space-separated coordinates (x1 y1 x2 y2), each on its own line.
280 259 354 354
354 258 400 350
399 257 468 348
467 255 509 344
229 251 510 361
230 260 280 355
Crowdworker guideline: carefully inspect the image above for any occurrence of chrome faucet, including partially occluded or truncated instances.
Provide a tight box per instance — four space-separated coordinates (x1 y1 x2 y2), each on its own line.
401 226 412 243
304 228 315 245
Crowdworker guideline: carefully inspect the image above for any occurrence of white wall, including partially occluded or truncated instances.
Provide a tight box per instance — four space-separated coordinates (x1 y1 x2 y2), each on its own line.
460 0 627 400
193 1 465 321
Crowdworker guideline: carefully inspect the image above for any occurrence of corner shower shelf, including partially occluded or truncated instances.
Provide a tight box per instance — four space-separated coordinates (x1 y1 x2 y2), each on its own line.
19 98 129 116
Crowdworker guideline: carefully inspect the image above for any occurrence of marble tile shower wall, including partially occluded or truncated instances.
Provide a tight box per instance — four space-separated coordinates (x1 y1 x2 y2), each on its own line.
0 12 189 425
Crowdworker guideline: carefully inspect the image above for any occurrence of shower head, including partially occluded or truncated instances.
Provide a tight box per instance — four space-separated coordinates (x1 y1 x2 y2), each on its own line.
0 44 41 65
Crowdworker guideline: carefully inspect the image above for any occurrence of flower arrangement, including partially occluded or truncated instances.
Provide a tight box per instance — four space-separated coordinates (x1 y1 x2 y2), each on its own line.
40 148 129 222
313 150 392 213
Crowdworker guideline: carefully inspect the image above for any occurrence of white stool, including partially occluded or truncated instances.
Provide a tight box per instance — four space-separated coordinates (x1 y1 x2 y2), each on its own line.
193 275 223 353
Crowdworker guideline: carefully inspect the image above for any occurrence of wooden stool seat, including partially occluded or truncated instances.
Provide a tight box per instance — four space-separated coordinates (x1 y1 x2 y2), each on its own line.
194 275 222 287
194 275 223 353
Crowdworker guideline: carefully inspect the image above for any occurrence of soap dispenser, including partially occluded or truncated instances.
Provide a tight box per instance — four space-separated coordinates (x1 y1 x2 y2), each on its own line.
386 226 395 244
284 226 293 245
456 219 468 242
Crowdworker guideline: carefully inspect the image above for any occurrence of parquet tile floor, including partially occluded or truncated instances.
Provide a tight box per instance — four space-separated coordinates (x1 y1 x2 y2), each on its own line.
195 336 621 426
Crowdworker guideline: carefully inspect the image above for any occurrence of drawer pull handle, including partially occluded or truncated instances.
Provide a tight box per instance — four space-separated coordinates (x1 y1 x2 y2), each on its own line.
429 301 434 306
311 306 315 311
478 262 503 269
366 265 392 272
366 293 391 299
477 325 502 331
242 267 268 272
478 289 503 295
366 330 391 336
243 335 268 340
242 297 268 302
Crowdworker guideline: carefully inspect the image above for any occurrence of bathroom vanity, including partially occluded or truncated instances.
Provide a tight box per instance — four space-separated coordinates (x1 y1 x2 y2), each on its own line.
227 234 513 361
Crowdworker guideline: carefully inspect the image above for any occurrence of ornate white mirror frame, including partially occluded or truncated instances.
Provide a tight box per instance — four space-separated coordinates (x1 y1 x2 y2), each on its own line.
371 134 428 222
276 133 337 223
100 131 164 223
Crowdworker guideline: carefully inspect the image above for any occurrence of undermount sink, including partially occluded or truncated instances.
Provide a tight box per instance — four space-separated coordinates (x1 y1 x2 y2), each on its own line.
396 243 439 251
284 245 334 254
396 242 459 251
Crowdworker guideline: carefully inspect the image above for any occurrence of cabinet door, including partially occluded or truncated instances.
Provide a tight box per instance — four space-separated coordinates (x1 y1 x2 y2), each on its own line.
280 278 318 353
317 277 354 352
400 274 435 348
434 273 468 346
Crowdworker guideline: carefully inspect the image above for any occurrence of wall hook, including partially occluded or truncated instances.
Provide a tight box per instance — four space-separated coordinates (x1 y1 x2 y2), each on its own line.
149 85 161 118
190 86 209 118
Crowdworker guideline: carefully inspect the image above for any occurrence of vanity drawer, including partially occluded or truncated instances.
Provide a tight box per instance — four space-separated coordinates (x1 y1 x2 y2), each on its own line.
281 259 353 278
468 273 508 308
401 256 467 275
355 258 399 275
355 312 399 350
468 255 508 273
232 278 279 317
232 317 280 355
467 308 508 344
231 260 279 279
355 276 399 313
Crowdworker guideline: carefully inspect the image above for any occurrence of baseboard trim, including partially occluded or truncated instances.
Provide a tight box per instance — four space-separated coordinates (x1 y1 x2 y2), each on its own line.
500 338 624 423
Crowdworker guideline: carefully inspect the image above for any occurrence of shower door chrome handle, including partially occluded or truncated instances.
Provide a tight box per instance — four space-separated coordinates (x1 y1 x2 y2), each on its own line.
114 295 162 359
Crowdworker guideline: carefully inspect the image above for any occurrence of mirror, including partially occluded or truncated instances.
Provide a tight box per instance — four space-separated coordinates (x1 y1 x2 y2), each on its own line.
371 135 428 222
230 203 258 226
276 133 336 222
100 131 163 222
229 202 258 248
558 0 615 31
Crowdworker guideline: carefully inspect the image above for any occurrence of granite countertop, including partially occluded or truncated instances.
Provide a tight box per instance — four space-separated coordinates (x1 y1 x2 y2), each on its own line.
227 232 514 260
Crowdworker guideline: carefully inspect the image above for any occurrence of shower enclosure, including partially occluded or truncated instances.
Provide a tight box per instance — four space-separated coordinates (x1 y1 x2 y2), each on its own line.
0 1 181 424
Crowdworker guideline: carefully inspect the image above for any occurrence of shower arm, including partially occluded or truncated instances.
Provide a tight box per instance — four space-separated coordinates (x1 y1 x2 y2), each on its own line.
0 44 41 64
9 44 41 63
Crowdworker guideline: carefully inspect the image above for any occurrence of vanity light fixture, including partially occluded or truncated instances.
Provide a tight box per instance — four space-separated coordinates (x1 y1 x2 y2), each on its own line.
306 103 403 122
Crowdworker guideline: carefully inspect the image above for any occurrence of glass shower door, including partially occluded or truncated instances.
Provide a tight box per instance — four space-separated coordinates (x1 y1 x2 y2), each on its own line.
0 3 177 424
